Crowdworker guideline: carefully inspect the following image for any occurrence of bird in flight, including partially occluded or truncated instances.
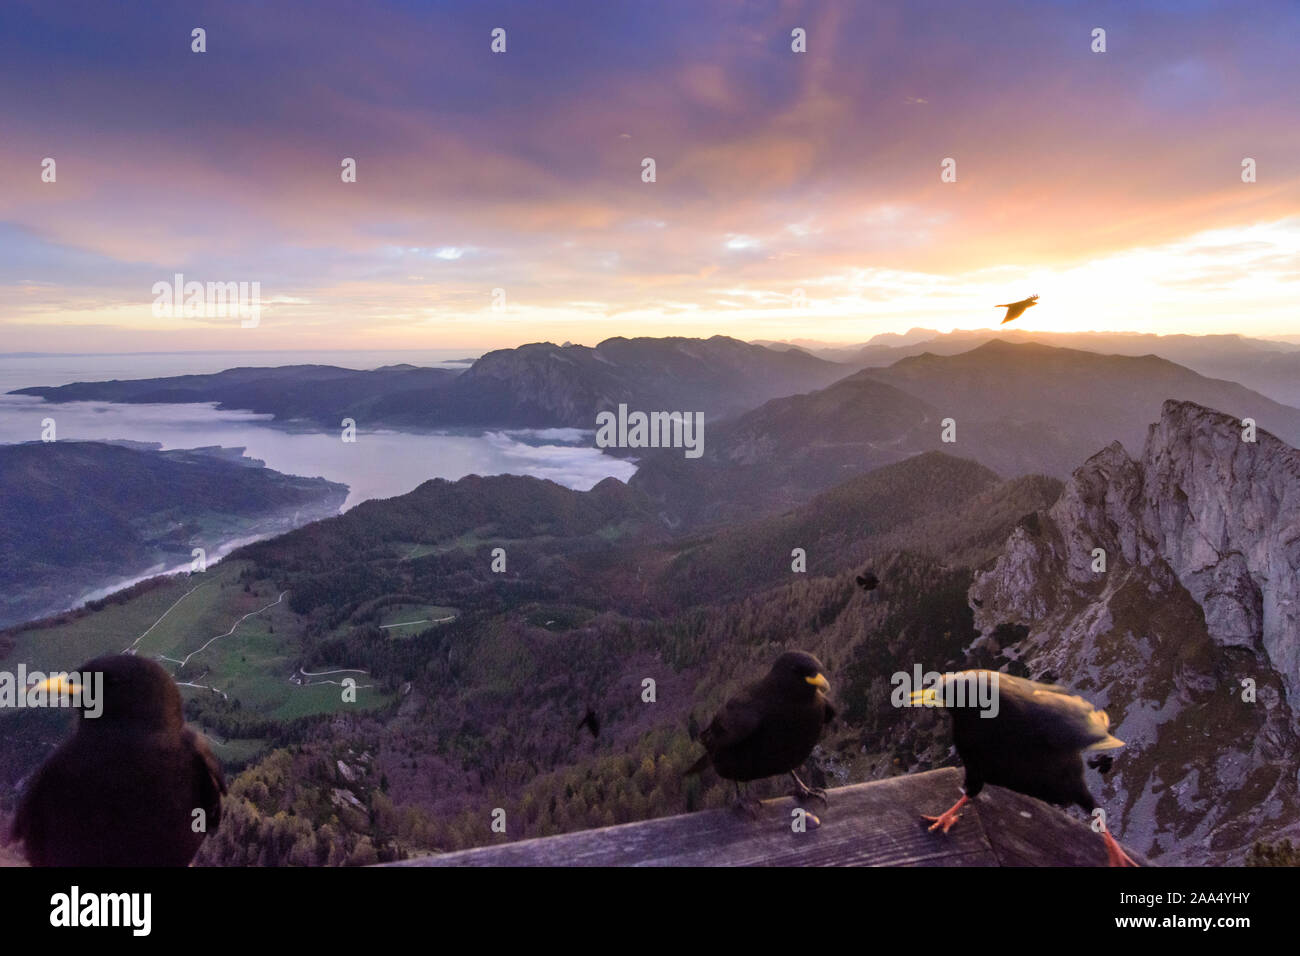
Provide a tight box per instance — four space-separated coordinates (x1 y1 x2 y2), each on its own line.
576 706 600 739
911 670 1138 866
685 651 835 818
995 294 1038 323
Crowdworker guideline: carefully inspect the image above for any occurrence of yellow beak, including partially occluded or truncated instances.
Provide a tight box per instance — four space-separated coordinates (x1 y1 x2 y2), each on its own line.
805 673 830 692
35 676 82 696
909 687 940 707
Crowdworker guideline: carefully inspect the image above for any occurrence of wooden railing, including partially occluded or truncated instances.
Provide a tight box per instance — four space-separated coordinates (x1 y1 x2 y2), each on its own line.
385 767 1152 867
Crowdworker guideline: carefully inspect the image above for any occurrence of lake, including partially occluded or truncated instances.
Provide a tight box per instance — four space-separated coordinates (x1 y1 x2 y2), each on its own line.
0 351 637 510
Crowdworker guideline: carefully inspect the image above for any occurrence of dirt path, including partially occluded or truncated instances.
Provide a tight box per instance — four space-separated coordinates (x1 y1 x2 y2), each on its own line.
178 591 286 668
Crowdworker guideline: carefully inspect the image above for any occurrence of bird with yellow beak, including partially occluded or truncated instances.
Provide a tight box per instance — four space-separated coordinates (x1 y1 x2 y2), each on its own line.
686 651 836 814
912 670 1138 867
8 654 225 867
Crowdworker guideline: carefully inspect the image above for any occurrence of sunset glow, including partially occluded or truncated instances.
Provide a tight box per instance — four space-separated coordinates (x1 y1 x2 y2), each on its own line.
2 0 1297 351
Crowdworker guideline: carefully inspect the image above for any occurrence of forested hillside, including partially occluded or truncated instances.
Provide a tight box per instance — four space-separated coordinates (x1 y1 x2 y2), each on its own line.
2 445 1051 866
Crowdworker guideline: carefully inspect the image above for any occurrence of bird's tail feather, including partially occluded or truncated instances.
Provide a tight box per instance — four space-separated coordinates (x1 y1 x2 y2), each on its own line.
1083 708 1125 750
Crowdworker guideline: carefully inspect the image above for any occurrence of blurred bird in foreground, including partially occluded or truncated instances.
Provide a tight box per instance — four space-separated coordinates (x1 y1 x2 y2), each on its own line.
9 654 226 866
686 651 835 816
995 294 1038 323
912 670 1137 867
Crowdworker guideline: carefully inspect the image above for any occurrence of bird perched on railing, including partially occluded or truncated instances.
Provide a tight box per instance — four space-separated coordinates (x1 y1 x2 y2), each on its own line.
911 670 1137 866
8 654 226 866
685 651 835 816
995 294 1038 323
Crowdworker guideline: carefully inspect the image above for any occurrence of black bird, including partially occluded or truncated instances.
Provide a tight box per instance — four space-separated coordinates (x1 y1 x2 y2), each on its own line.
995 293 1038 323
685 651 835 812
9 654 226 867
1087 753 1114 774
855 570 879 593
911 670 1137 866
576 706 600 739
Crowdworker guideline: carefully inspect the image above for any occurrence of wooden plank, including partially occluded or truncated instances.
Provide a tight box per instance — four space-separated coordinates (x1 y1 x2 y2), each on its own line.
976 784 1150 867
385 768 1151 867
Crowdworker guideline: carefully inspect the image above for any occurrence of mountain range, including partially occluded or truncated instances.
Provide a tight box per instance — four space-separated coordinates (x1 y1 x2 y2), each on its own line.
12 336 851 430
761 329 1300 409
4 333 1300 866
632 339 1300 526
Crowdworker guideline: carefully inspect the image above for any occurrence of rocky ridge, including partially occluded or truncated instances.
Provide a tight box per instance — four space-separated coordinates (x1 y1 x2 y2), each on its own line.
969 400 1300 863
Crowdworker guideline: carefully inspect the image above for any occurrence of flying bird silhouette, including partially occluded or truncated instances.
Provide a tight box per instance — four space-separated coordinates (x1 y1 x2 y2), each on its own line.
912 670 1138 867
576 706 600 739
685 651 835 815
9 654 225 866
995 294 1038 323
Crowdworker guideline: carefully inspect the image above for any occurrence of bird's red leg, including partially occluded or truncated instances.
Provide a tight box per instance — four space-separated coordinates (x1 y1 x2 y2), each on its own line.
922 793 969 834
1101 828 1139 867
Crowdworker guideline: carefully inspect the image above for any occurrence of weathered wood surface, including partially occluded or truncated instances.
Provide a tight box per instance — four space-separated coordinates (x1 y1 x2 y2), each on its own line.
386 767 1152 867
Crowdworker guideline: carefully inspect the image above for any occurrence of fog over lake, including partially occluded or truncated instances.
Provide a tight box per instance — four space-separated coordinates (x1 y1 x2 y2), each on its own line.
0 352 636 510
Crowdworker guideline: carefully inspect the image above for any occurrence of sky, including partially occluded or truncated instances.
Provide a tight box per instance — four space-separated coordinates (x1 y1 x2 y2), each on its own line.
1 0 1297 353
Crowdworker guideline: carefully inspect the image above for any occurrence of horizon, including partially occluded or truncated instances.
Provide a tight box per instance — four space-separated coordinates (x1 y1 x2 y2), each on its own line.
5 325 1300 362
3 1 1298 351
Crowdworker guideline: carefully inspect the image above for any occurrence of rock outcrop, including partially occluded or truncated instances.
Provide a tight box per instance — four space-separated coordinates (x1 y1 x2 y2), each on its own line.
970 400 1300 864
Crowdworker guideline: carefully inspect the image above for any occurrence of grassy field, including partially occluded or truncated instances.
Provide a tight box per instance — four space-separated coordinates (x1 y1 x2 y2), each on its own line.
5 573 210 672
3 559 393 761
200 735 269 766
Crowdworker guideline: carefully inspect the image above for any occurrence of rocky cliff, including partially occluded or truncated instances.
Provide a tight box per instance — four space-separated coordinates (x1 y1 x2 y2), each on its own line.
969 400 1300 864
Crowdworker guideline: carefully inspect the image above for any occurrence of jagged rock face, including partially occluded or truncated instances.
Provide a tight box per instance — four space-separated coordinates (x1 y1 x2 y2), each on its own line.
1141 404 1300 677
969 400 1300 864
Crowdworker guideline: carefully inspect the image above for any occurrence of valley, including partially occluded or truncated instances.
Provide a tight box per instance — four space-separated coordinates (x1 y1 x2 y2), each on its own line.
4 336 1299 867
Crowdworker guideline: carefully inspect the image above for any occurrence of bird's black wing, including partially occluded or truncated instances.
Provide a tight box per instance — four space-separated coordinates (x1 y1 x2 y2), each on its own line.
996 675 1122 752
1026 687 1121 751
185 728 227 830
699 690 765 754
998 672 1070 696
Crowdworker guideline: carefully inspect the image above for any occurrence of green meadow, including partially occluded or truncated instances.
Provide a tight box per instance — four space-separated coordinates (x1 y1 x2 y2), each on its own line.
4 559 393 762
